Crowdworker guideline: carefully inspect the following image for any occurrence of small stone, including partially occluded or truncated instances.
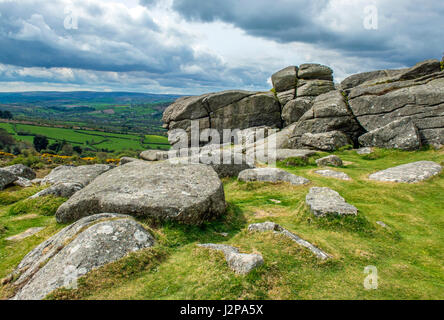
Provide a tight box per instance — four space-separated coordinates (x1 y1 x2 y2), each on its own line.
306 187 358 217
139 150 169 161
198 244 264 274
238 168 310 185
315 169 351 181
376 221 388 228
248 222 330 260
316 155 343 167
14 177 33 188
6 227 44 241
356 147 373 155
248 222 280 232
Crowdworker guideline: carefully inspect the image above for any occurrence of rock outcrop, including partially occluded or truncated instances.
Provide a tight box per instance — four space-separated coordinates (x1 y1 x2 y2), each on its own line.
344 59 444 147
161 59 444 152
368 161 442 183
300 131 351 151
10 213 155 300
289 90 363 148
56 161 226 225
163 90 282 149
358 118 421 150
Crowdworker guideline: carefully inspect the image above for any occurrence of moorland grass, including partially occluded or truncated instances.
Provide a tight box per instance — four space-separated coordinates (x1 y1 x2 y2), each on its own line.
1 148 443 300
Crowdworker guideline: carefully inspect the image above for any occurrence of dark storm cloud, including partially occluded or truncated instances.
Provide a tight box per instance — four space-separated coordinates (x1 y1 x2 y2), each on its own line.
170 0 444 66
0 0 268 92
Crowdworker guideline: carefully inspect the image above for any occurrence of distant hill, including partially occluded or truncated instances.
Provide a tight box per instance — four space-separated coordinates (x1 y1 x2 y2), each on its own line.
0 91 182 135
0 91 181 105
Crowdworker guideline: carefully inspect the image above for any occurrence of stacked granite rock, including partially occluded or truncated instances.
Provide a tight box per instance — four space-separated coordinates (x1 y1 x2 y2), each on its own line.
161 58 444 152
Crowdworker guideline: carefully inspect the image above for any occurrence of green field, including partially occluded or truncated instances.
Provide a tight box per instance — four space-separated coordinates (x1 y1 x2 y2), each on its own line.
1 148 443 300
0 122 170 152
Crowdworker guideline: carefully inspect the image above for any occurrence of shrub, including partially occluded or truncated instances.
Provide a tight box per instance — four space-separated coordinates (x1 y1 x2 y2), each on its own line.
6 155 43 169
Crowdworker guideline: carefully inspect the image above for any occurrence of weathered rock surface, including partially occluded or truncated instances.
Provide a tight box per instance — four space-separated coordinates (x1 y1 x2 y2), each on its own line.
297 79 335 97
56 161 226 224
290 91 362 148
277 89 296 106
0 168 17 190
281 97 314 126
169 148 255 178
271 66 298 92
248 222 330 260
3 164 36 180
306 187 358 217
164 91 282 148
238 168 310 185
358 118 421 150
368 161 442 183
301 131 351 151
298 63 333 81
198 244 264 274
139 150 169 161
30 182 83 199
41 164 112 187
348 68 444 146
315 170 351 181
119 157 140 165
10 213 154 300
341 59 441 90
14 177 33 188
6 227 44 242
316 155 343 167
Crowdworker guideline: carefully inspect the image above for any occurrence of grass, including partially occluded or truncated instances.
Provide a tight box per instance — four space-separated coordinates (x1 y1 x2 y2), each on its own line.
1 148 444 300
0 122 169 152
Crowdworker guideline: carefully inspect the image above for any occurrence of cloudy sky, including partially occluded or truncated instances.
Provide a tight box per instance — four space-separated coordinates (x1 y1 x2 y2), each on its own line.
0 0 442 94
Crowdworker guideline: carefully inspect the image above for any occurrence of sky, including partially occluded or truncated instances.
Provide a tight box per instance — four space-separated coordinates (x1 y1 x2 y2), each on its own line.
0 0 442 94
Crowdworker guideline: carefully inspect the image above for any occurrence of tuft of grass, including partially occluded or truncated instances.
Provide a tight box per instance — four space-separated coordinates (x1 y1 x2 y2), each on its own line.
280 156 309 167
0 223 6 235
46 247 168 300
0 186 46 206
7 196 67 216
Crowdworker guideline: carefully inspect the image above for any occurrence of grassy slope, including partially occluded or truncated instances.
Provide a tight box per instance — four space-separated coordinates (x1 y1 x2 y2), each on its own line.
1 148 443 300
0 122 169 151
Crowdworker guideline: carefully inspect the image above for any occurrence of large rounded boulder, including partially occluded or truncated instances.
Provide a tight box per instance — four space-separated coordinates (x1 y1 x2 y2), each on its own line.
56 161 226 225
9 213 155 300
